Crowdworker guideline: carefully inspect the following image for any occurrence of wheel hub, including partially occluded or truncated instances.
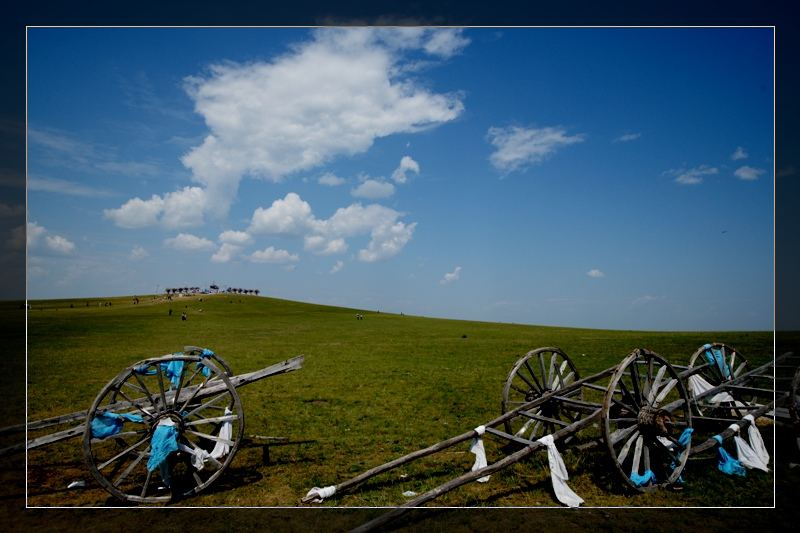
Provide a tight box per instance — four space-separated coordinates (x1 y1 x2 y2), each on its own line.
637 406 673 436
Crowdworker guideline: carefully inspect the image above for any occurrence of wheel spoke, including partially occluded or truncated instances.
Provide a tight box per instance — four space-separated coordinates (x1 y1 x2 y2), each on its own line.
155 365 168 413
629 361 643 406
618 380 640 409
514 369 537 392
653 379 678 406
132 372 158 411
646 365 668 404
185 429 235 446
523 360 544 391
630 435 643 476
98 436 151 471
113 448 148 487
617 430 639 464
184 391 232 419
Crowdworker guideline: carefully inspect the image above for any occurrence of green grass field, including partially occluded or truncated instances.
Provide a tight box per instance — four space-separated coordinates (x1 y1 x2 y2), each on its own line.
21 293 787 509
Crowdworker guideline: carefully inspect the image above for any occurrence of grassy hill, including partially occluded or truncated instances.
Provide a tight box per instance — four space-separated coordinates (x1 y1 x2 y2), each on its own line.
22 293 782 508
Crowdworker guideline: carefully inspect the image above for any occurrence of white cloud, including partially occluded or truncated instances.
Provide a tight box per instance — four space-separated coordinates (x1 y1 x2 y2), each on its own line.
218 230 252 245
249 192 315 235
24 221 75 254
734 166 765 181
440 266 461 285
104 186 207 229
731 146 748 160
44 235 75 254
250 246 299 264
330 260 344 273
177 28 464 217
246 193 415 262
632 294 658 307
318 172 346 186
164 233 215 252
358 220 416 262
130 246 148 260
587 269 604 278
667 165 718 185
352 179 395 199
27 221 46 248
391 155 420 184
487 125 585 173
211 243 242 263
613 132 641 143
304 235 347 255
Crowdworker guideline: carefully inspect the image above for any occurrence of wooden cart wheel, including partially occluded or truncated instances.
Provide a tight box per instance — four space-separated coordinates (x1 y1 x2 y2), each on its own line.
601 348 692 492
501 347 582 442
687 343 750 415
83 354 245 503
183 345 233 376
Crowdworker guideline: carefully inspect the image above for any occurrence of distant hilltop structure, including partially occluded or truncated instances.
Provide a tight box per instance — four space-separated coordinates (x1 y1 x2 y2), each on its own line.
163 286 260 296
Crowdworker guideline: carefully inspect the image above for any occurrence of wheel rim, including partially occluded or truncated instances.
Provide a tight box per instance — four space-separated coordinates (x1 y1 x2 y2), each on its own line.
83 354 245 503
602 348 692 492
501 347 582 442
687 343 750 416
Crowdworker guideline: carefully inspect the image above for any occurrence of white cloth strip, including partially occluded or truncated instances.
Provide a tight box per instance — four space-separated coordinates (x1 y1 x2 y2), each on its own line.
688 374 735 404
474 425 486 436
728 423 740 434
304 485 337 503
537 434 584 507
733 436 770 472
743 414 770 465
209 407 233 459
470 437 491 483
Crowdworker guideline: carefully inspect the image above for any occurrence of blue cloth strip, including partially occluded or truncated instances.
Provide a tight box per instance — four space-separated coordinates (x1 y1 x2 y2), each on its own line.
678 427 694 448
713 435 746 476
704 346 731 379
90 411 145 439
147 424 179 472
630 469 656 487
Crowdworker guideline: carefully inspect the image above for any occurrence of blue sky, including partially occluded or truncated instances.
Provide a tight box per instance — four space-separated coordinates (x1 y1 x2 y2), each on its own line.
23 27 773 330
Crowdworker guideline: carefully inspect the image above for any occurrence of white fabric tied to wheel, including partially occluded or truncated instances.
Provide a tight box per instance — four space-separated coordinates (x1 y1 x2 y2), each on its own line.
536 434 584 507
180 407 233 471
730 418 770 472
470 425 490 483
687 374 735 404
305 485 336 503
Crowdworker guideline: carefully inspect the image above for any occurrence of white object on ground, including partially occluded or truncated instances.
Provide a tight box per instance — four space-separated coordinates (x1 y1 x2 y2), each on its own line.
304 485 337 503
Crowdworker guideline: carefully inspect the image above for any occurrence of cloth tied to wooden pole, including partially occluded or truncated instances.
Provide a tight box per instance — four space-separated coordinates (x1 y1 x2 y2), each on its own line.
729 421 769 472
304 485 337 503
178 407 233 471
536 434 584 507
742 414 770 465
469 425 490 483
712 435 746 477
90 411 145 439
147 418 179 472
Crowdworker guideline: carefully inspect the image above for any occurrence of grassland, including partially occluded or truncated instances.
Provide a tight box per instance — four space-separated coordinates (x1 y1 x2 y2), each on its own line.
21 293 785 510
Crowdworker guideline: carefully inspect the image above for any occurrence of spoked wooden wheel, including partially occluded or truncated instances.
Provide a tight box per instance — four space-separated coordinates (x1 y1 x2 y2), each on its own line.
687 343 750 415
83 354 245 503
501 347 582 442
602 348 692 492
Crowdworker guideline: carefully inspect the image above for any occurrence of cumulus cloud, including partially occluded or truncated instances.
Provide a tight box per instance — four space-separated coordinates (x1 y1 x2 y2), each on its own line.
164 232 215 251
304 235 347 255
174 28 464 218
358 220 417 262
246 192 415 261
318 172 346 186
487 125 585 173
666 165 718 185
731 146 748 160
211 243 242 263
440 266 461 285
219 230 252 245
44 235 75 254
330 260 344 273
250 246 299 264
105 186 207 229
352 179 395 199
613 132 641 143
587 269 604 278
130 245 148 260
24 221 75 254
27 221 46 248
734 166 765 181
391 155 420 184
